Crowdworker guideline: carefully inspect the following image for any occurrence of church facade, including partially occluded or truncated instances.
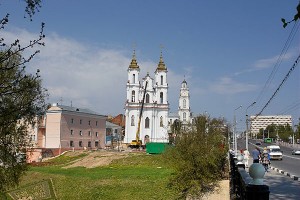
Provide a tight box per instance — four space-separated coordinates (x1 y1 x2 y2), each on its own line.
124 51 192 144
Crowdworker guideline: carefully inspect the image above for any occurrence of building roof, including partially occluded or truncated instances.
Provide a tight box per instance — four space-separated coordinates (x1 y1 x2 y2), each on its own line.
106 121 122 128
169 112 179 118
128 50 139 69
156 52 167 72
48 103 106 117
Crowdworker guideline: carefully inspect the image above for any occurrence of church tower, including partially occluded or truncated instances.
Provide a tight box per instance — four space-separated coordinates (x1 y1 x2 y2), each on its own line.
124 50 141 144
124 51 170 144
126 50 140 104
178 79 191 124
153 52 169 140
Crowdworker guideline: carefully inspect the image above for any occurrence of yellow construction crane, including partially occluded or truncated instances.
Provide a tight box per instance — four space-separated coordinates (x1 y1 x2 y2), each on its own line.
129 81 148 148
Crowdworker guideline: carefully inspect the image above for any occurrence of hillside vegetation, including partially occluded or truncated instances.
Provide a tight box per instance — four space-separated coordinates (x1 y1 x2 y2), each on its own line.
10 151 179 200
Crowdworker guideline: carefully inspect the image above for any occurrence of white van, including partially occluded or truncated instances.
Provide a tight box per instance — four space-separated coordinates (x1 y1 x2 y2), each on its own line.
267 145 283 160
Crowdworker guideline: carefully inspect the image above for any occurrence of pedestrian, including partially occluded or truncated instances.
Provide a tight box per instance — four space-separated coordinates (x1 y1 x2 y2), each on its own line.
261 147 270 172
243 148 250 167
252 147 260 163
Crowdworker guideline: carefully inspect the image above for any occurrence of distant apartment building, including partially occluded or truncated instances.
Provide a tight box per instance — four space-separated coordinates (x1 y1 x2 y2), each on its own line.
250 115 292 135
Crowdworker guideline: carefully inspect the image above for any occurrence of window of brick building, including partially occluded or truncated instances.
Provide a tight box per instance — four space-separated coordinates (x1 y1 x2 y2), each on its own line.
79 141 82 147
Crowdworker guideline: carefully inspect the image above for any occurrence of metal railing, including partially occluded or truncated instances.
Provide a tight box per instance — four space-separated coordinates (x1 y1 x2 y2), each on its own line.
229 153 269 199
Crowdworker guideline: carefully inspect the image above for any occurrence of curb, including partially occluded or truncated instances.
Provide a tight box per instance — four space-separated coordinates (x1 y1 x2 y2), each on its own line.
270 166 300 182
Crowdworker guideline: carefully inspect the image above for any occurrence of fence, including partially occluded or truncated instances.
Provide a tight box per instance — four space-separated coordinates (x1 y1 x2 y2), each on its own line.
229 153 269 199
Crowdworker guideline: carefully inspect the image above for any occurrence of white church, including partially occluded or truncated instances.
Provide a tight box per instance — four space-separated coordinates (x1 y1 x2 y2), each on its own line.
124 51 192 144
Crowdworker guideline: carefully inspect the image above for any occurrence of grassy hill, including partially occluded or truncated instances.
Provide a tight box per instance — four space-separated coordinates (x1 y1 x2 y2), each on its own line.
12 151 179 200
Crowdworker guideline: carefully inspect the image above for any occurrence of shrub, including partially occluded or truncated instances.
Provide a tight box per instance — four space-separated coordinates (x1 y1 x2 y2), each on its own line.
164 115 228 199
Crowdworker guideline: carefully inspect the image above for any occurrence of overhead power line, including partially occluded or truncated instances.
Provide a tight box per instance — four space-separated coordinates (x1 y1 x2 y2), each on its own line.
278 100 300 115
256 54 300 116
255 21 300 104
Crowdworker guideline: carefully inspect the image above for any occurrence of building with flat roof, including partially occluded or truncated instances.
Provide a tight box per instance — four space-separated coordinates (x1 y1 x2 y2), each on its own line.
250 115 292 135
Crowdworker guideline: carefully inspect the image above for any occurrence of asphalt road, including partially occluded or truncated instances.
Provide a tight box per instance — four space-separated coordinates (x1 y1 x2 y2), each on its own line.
237 138 300 178
237 138 300 199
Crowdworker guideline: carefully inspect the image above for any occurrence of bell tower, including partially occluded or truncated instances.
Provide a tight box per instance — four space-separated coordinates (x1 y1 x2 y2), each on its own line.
124 50 140 143
178 79 190 124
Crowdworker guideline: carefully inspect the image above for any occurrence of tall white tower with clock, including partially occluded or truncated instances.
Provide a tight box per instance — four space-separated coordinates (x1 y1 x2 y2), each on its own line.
178 79 191 124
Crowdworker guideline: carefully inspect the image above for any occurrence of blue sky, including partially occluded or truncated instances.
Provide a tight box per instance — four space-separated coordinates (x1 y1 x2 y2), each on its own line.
1 1 300 131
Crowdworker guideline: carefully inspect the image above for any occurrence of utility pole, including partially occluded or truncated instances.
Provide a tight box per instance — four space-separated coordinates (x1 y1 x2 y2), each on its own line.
234 105 242 156
245 101 256 151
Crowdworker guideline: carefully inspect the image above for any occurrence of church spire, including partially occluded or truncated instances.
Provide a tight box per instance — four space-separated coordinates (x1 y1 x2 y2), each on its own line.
156 50 167 71
128 49 139 69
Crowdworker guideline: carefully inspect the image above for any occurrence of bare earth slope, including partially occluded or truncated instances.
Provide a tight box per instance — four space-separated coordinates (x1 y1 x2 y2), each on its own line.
62 150 130 168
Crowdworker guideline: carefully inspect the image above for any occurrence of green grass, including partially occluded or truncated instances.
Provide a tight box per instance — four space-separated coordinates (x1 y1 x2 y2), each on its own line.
43 152 89 166
17 152 179 200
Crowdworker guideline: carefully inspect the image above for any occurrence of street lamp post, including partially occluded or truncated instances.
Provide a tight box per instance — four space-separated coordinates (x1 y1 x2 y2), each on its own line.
246 101 256 151
234 105 242 156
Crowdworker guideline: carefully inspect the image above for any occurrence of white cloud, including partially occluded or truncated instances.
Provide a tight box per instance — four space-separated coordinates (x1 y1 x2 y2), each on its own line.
254 52 293 69
1 28 185 115
233 51 296 76
210 77 258 95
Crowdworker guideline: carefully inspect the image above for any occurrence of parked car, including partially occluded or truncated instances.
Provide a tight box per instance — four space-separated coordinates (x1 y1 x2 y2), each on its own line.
292 149 300 155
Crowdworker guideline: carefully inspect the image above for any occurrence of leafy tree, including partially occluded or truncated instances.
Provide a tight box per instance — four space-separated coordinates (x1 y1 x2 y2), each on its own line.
0 0 47 192
295 122 300 143
261 123 294 142
164 115 228 199
281 2 300 28
263 124 277 139
277 123 293 142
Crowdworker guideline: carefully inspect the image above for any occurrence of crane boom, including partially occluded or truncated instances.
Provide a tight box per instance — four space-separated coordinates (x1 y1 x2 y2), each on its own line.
136 81 148 142
130 81 148 148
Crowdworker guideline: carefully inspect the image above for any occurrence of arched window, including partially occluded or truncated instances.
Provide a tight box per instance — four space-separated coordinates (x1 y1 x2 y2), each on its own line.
131 90 135 102
145 117 150 128
183 112 186 121
146 93 150 103
160 116 163 127
183 99 186 108
160 92 163 104
131 115 135 126
160 75 163 85
132 74 136 83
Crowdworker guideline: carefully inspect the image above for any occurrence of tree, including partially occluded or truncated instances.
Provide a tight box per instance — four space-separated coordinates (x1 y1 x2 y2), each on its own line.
164 115 228 199
0 1 47 192
281 2 300 28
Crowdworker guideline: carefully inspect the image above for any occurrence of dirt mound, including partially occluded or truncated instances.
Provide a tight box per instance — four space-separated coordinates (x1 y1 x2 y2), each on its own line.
63 151 130 168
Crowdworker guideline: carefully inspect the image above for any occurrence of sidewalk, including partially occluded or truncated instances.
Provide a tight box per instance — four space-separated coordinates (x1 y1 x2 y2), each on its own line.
245 159 300 200
201 180 229 200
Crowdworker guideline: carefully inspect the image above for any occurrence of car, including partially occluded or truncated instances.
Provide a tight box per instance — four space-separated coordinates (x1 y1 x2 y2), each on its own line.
255 141 261 145
267 145 283 160
292 149 300 155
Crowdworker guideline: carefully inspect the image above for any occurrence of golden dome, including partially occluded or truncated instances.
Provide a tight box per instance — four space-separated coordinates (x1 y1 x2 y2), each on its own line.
156 52 167 71
128 50 139 69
